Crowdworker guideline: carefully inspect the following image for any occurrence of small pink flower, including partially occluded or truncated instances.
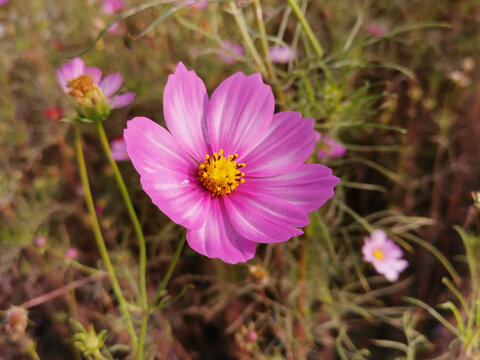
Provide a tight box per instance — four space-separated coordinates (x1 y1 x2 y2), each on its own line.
123 62 339 264
185 0 208 9
0 0 8 6
362 230 408 281
66 248 78 260
44 107 63 120
103 0 124 15
57 57 135 112
33 236 47 248
218 41 244 64
315 132 346 159
111 137 129 161
366 23 388 37
268 46 296 64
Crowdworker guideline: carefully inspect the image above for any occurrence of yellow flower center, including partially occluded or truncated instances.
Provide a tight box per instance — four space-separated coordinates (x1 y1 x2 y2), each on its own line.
198 149 245 197
373 249 384 261
67 74 97 103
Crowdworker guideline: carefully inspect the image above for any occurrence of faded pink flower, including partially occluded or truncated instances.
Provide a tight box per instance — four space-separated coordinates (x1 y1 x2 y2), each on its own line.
111 137 129 161
124 62 339 264
218 41 244 64
57 57 135 119
66 248 79 260
315 132 346 159
33 236 47 248
103 0 124 14
366 23 388 37
185 0 208 9
268 46 296 64
362 230 408 281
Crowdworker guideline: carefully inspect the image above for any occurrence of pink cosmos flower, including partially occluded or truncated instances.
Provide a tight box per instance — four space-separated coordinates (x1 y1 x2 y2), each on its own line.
57 57 135 114
110 137 129 161
366 23 388 37
103 0 124 15
218 41 244 64
268 46 296 64
123 62 339 264
362 230 408 281
315 132 347 159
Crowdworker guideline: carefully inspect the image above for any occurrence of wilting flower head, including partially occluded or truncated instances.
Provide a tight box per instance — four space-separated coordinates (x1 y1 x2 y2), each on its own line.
57 57 134 121
124 62 339 263
362 230 408 281
218 41 244 64
110 137 129 161
268 46 296 64
315 132 346 159
103 0 124 14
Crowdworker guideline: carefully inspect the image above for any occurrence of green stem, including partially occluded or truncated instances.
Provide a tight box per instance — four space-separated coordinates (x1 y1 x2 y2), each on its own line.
152 231 186 306
252 0 275 80
94 121 148 359
286 0 324 59
74 124 138 351
229 2 267 76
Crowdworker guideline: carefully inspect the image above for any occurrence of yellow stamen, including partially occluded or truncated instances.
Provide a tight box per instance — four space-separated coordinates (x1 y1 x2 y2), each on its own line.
198 149 245 197
373 249 384 261
67 74 97 103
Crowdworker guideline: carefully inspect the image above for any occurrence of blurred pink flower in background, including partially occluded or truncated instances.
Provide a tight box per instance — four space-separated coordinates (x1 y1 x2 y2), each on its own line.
57 57 135 113
33 236 47 248
366 23 388 37
218 41 244 64
124 62 339 264
268 46 296 64
362 230 408 281
66 248 78 260
185 0 208 9
0 0 8 6
103 0 124 14
44 107 63 120
111 137 129 161
315 131 346 159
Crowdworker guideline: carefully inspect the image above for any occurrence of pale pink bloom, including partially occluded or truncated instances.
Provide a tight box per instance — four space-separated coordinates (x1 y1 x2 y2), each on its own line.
315 132 346 159
362 230 408 281
103 0 124 15
111 137 129 161
124 62 339 264
268 46 296 64
218 41 244 64
107 22 125 35
366 23 388 37
33 236 47 248
66 248 78 260
57 57 135 110
185 0 208 9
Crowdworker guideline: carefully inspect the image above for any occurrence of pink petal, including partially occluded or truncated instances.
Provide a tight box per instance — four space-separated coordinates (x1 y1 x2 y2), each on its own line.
207 72 274 157
187 197 256 263
163 62 209 162
57 57 87 92
101 73 123 97
86 66 102 85
123 116 193 176
242 111 315 176
111 92 135 108
141 171 210 230
224 190 306 243
245 164 339 213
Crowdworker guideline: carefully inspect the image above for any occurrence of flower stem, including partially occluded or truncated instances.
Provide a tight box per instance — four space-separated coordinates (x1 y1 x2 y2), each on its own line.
74 124 138 351
229 1 267 76
286 0 324 59
94 121 148 359
152 231 186 307
252 0 275 81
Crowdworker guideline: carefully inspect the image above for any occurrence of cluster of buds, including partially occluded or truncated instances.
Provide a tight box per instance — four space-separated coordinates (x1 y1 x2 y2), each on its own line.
71 321 108 360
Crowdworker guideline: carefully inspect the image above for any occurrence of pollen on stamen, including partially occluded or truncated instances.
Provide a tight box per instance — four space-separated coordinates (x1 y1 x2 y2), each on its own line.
198 149 246 197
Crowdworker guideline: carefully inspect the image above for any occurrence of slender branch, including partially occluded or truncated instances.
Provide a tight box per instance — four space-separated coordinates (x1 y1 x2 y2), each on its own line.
94 121 148 359
74 124 138 351
286 0 324 58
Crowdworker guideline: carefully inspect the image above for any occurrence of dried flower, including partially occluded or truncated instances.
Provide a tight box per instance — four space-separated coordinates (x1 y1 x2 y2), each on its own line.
124 62 339 263
362 230 408 281
57 58 134 121
315 132 346 159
